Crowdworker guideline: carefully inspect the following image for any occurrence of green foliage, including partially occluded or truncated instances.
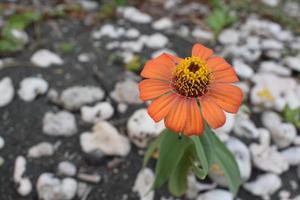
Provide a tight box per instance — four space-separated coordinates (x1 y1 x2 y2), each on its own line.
206 7 237 37
58 42 75 53
283 105 300 128
143 134 162 167
125 56 142 72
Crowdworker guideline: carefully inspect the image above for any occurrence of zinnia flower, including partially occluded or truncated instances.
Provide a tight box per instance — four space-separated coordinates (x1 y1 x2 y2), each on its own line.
139 43 243 136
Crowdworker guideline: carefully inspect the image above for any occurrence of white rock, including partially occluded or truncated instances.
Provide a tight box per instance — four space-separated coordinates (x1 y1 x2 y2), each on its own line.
218 29 240 44
11 29 29 43
233 59 254 79
110 79 141 104
197 189 233 200
121 40 144 52
79 0 98 11
57 161 77 176
133 168 154 200
92 24 125 39
18 77 49 101
151 48 177 59
233 113 259 139
0 136 4 149
192 28 213 41
14 156 32 196
119 7 152 24
177 25 190 37
31 49 63 68
127 109 165 148
37 173 77 200
259 61 291 76
261 39 284 50
244 173 282 199
78 53 91 62
43 111 77 137
117 103 128 113
143 33 169 49
59 86 105 110
214 112 235 134
152 17 173 30
186 175 216 199
28 142 54 158
262 0 279 7
125 28 140 38
281 147 300 166
80 121 131 156
284 56 300 72
81 102 114 123
0 77 14 107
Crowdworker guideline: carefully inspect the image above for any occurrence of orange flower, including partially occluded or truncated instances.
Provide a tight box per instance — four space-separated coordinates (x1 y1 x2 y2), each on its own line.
139 43 243 136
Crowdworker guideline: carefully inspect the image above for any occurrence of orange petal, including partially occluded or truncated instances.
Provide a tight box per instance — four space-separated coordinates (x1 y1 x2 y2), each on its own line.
164 97 188 133
148 93 177 122
141 53 178 81
208 84 243 113
200 96 225 129
183 98 204 136
206 56 231 72
192 43 213 60
211 67 239 83
139 79 172 101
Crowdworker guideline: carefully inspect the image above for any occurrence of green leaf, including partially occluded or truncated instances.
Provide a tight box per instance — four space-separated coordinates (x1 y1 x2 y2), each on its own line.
283 105 300 128
153 130 192 189
143 134 162 167
168 147 192 197
206 127 241 196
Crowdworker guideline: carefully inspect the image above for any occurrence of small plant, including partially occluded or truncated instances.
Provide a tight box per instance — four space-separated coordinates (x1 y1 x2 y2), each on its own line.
125 56 143 72
283 105 300 128
58 42 75 53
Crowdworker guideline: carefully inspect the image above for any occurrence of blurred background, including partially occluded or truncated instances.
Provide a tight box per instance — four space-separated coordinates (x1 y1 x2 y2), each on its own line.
0 0 300 200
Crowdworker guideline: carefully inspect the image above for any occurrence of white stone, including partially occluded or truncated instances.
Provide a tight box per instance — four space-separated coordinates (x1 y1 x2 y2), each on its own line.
78 53 91 62
92 24 125 39
259 61 291 76
37 173 77 200
127 109 165 148
152 17 173 30
233 113 259 139
151 49 177 59
57 161 77 177
60 86 105 110
281 147 300 166
284 56 300 72
143 33 169 49
0 136 4 149
186 175 216 199
119 7 152 24
261 39 284 50
133 168 154 200
177 25 190 37
79 0 98 11
43 111 77 137
192 28 213 41
80 121 131 156
233 59 254 79
11 29 29 43
214 112 235 134
18 77 49 101
0 77 14 107
244 173 282 199
125 28 140 38
28 142 54 158
197 189 233 200
218 29 240 44
117 103 128 113
120 40 144 52
14 156 32 196
31 49 63 68
18 178 32 196
262 0 279 7
81 102 114 124
110 79 141 104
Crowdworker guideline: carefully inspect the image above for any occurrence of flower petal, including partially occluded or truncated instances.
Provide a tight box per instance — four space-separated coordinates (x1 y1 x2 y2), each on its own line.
206 56 231 72
141 53 178 81
183 98 204 136
211 67 239 83
148 93 177 122
208 84 243 113
164 96 188 133
139 79 172 101
192 43 213 60
200 96 225 129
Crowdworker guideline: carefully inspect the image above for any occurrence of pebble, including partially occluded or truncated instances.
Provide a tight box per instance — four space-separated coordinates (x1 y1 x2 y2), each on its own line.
125 28 140 38
120 40 144 52
36 173 77 200
119 7 152 24
59 86 105 111
77 173 101 183
43 111 77 137
143 33 169 49
57 161 77 176
11 29 29 43
110 79 141 104
14 156 32 196
218 29 240 44
261 39 284 50
244 173 282 199
233 59 254 79
78 53 91 62
133 168 154 200
18 77 49 102
77 182 92 199
28 142 54 158
152 17 173 30
259 61 291 76
281 147 300 166
127 109 165 148
0 77 14 107
186 175 216 199
284 56 300 72
0 136 4 149
92 24 125 39
214 112 235 134
233 113 259 139
196 189 233 200
81 102 114 124
31 49 63 68
192 28 213 41
80 121 131 156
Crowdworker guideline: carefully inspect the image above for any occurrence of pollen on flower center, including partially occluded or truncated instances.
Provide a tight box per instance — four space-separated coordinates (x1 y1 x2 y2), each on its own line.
172 56 210 97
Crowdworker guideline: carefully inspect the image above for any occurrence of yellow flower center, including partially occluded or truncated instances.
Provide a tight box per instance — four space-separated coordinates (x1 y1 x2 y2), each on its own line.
172 56 211 97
